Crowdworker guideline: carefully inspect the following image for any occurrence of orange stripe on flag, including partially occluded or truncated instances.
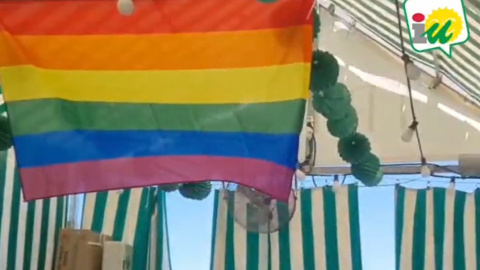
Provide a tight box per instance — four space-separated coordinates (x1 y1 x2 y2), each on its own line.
0 0 313 35
0 27 312 70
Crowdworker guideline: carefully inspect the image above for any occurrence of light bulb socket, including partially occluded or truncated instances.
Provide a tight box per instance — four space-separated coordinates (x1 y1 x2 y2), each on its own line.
401 54 412 64
409 120 419 130
421 157 427 165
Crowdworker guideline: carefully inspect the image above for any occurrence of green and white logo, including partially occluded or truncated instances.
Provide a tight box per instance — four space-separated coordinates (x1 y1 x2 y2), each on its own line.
404 0 470 57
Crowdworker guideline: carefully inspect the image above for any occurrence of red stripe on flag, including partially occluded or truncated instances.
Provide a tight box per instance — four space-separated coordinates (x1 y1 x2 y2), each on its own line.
20 155 294 201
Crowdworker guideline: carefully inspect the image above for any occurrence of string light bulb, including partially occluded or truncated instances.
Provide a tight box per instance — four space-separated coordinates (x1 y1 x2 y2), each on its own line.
401 120 419 142
332 175 341 193
402 54 421 81
420 157 430 177
117 0 135 16
447 177 455 195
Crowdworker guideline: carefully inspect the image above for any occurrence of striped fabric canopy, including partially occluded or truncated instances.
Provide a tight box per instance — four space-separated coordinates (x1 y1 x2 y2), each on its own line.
210 185 363 270
0 0 312 201
81 188 171 270
331 0 480 103
0 149 67 270
395 186 480 270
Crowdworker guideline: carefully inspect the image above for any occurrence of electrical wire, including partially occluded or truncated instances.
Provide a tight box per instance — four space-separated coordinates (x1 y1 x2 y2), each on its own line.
393 0 426 160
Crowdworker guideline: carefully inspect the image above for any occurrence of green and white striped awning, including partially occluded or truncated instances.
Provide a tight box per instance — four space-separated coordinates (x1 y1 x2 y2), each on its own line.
0 149 67 270
331 0 480 103
210 185 362 270
395 186 480 269
82 188 171 270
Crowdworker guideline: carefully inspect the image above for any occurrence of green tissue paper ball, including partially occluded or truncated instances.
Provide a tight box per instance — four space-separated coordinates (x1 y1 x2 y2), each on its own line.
179 181 212 201
327 105 358 138
323 83 352 102
338 132 371 164
0 116 12 151
351 153 383 186
312 92 350 120
310 50 340 93
158 184 180 192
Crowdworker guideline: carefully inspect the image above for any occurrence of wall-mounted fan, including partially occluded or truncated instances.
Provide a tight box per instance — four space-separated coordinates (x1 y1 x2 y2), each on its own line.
223 185 296 233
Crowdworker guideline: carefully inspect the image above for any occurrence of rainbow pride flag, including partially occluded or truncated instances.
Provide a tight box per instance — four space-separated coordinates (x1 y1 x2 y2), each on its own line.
0 0 312 201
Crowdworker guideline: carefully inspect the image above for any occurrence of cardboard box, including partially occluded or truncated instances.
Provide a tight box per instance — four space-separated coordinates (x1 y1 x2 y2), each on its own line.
54 229 111 270
102 241 133 270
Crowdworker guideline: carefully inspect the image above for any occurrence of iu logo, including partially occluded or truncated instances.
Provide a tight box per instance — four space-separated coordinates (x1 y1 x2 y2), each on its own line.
404 0 470 57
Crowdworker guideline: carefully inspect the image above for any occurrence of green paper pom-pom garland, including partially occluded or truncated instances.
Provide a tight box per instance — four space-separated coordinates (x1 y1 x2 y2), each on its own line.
308 9 382 186
351 153 383 187
310 50 340 92
326 106 358 139
179 181 212 201
337 132 371 163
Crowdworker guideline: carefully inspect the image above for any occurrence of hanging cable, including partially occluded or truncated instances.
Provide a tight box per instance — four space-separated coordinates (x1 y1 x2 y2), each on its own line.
394 0 426 163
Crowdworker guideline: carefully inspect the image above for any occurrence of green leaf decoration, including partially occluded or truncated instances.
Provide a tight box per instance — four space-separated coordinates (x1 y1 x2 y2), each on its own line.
312 92 350 120
179 181 212 201
310 50 339 93
337 132 371 164
351 153 382 186
0 116 12 151
158 184 180 192
327 105 358 138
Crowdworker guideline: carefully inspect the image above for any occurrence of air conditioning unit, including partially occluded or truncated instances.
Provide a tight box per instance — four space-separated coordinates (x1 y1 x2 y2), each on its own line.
458 154 480 177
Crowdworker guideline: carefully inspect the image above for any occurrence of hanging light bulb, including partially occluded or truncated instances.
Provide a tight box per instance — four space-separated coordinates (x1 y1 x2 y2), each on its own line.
401 54 421 81
401 120 418 142
420 157 430 177
405 61 421 80
117 0 135 16
332 175 341 193
447 177 455 195
295 169 307 181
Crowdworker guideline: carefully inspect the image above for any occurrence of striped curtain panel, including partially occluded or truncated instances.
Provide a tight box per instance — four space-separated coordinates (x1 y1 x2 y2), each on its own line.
148 191 172 270
0 149 67 270
81 187 171 270
395 185 480 270
210 185 363 270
